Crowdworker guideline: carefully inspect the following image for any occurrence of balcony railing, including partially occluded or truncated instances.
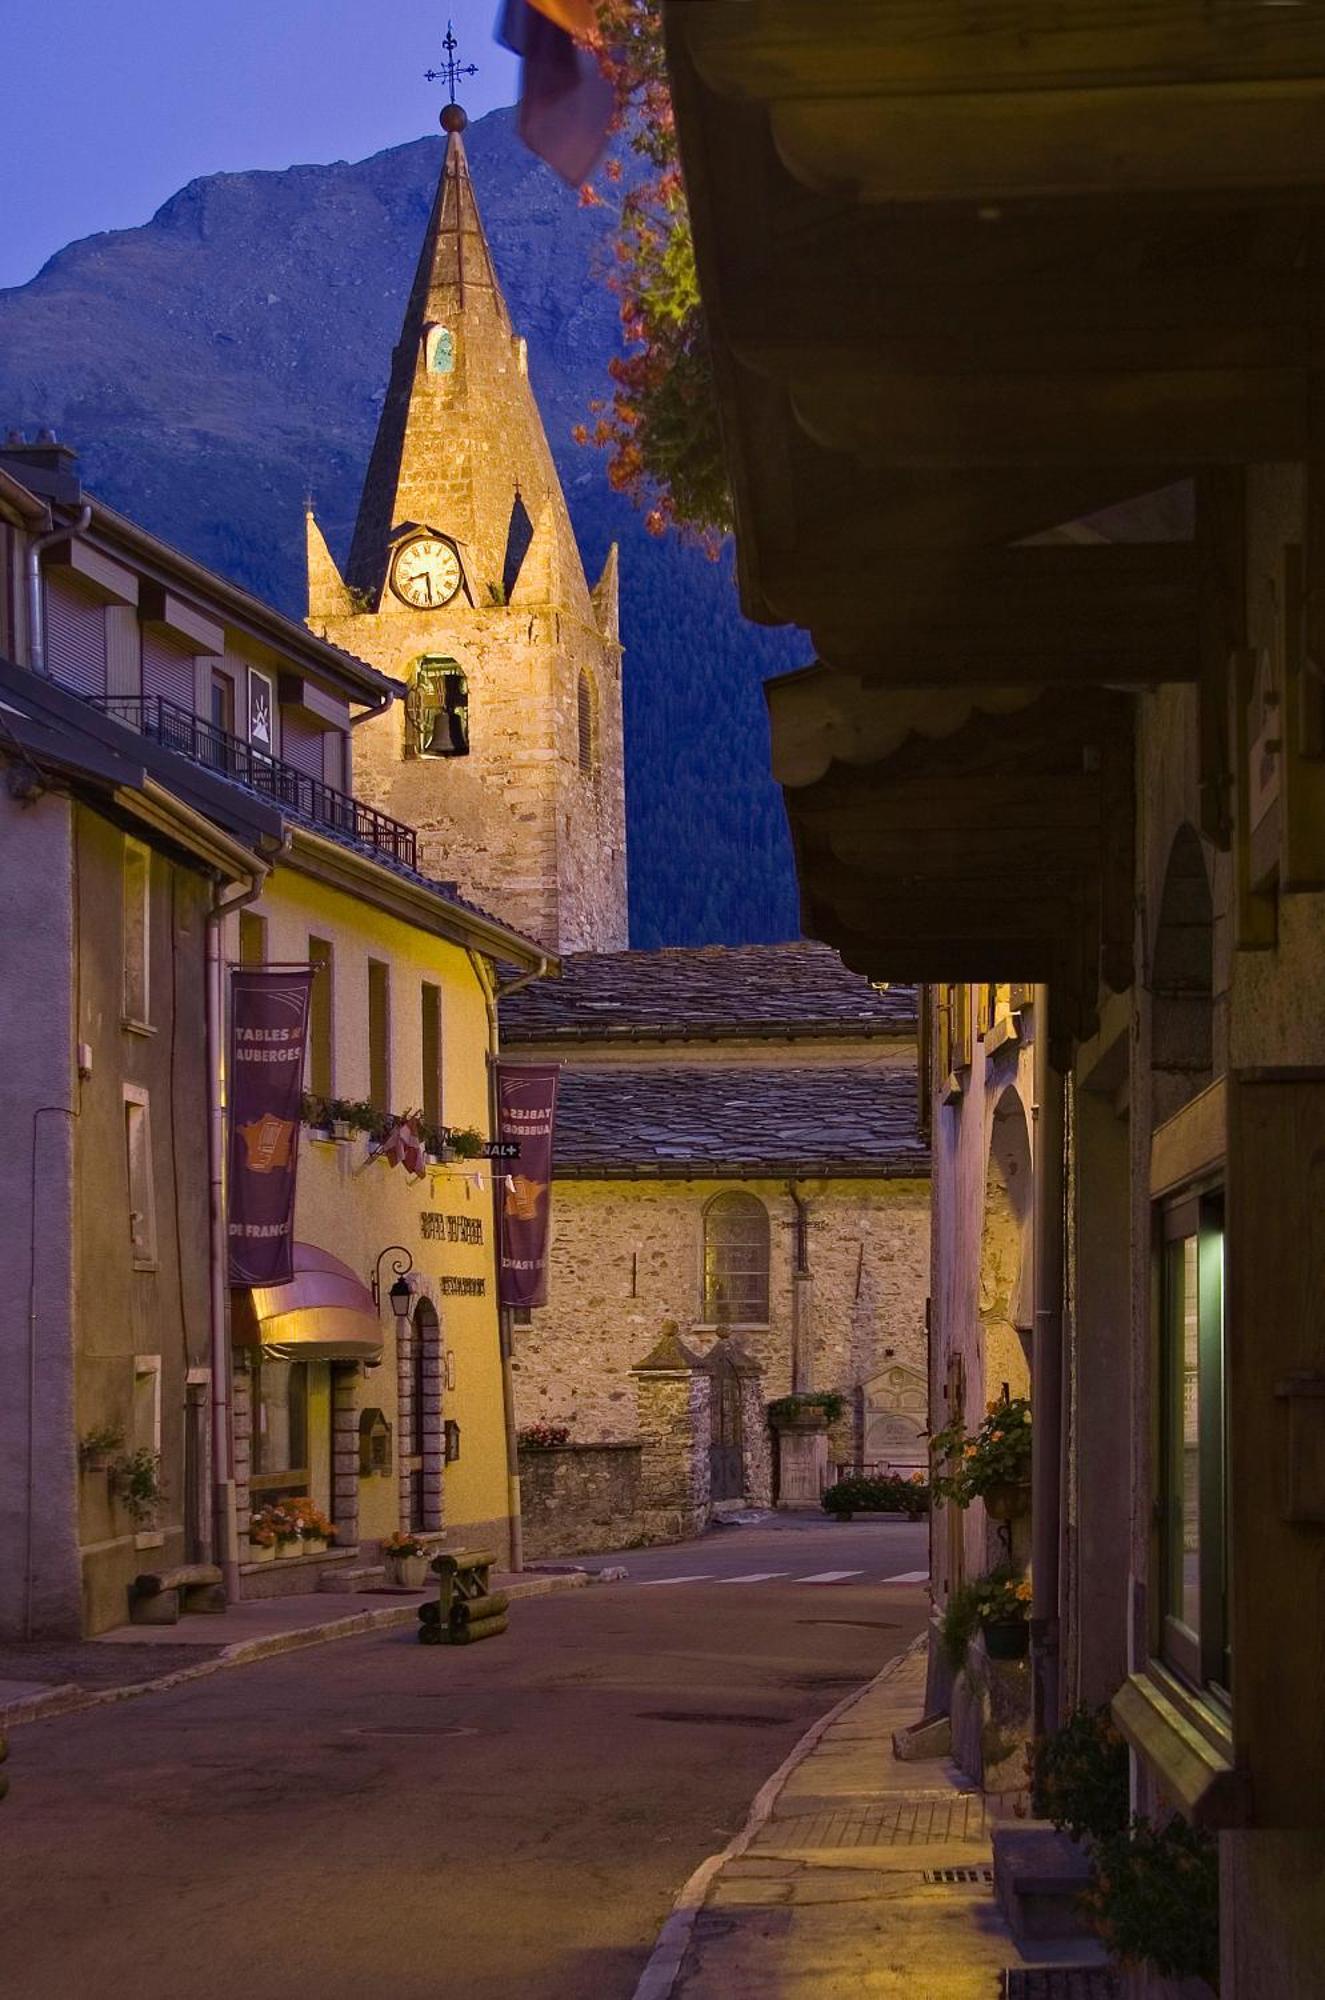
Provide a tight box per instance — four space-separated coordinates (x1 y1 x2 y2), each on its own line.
93 694 417 871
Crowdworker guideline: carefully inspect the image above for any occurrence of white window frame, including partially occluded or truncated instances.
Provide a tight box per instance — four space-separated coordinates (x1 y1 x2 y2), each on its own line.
122 836 151 1031
123 1085 158 1271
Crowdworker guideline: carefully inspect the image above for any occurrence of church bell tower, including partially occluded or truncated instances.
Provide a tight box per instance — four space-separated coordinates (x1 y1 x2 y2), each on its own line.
306 95 627 954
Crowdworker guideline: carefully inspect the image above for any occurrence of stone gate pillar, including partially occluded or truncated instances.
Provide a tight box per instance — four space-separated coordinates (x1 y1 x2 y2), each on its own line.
631 1323 711 1544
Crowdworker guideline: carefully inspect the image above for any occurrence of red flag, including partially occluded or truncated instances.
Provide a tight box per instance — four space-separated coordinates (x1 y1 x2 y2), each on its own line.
496 0 613 186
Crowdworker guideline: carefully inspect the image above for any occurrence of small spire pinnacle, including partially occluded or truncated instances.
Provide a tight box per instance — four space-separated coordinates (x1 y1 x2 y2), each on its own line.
425 19 477 129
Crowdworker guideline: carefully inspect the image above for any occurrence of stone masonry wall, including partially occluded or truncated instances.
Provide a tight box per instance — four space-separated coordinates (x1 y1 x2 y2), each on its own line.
516 1441 642 1560
510 1176 930 1446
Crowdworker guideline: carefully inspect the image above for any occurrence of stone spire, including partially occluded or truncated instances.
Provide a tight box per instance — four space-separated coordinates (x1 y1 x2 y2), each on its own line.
314 104 628 954
346 110 588 618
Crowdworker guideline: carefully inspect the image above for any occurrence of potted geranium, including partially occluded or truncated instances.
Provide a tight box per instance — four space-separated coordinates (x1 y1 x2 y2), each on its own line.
248 1506 280 1564
292 1497 334 1555
383 1531 431 1588
931 1395 1032 1519
973 1566 1033 1658
265 1502 304 1557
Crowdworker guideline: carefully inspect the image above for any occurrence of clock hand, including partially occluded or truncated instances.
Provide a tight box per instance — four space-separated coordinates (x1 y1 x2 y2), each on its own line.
424 572 434 606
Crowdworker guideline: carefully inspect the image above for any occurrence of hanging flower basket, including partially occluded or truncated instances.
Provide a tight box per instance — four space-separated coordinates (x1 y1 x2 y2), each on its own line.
983 1618 1031 1661
984 1479 1033 1522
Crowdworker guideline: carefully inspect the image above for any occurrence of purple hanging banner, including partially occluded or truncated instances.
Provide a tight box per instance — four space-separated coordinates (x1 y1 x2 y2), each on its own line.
495 1063 559 1309
227 968 313 1288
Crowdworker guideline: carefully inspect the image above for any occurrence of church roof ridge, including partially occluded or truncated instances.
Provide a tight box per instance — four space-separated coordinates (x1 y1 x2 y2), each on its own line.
500 940 916 1041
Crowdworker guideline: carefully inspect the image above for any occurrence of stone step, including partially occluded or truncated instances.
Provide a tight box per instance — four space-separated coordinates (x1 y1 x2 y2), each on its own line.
993 1825 1095 1945
316 1564 386 1594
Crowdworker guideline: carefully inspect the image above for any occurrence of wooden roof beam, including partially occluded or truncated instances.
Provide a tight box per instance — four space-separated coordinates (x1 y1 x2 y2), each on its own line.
681 4 1325 104
774 544 1200 685
790 370 1303 467
769 84 1325 206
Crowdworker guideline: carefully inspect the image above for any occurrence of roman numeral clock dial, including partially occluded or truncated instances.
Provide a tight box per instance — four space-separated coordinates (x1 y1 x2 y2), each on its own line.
389 535 463 609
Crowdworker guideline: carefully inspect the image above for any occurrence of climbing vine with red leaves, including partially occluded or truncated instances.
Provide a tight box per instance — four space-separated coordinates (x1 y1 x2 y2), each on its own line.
571 0 729 545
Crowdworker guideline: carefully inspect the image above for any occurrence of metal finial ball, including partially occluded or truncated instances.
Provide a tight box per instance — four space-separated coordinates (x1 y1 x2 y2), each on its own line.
440 102 467 134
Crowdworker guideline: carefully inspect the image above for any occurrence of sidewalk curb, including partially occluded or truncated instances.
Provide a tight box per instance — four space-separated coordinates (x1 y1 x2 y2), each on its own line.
630 1632 927 2000
0 1570 589 1731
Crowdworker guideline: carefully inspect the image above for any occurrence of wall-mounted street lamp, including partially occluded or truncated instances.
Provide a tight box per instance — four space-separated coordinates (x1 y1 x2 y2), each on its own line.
370 1245 415 1319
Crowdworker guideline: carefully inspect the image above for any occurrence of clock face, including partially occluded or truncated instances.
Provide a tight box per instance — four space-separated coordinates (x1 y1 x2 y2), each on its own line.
389 535 463 610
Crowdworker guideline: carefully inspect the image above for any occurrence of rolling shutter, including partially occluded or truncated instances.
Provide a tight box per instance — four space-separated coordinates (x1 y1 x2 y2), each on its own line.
45 579 107 699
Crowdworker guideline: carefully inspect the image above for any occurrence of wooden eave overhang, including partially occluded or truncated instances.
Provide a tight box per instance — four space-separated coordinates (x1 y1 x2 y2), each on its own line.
768 679 1135 1051
665 1 1320 646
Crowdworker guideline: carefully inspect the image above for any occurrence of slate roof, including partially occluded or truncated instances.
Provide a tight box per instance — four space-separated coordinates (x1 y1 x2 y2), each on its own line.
502 942 915 1043
549 1064 929 1179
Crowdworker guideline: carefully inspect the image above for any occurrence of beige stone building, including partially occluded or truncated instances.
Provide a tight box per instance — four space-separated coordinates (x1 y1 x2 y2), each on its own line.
307 105 627 958
500 943 931 1551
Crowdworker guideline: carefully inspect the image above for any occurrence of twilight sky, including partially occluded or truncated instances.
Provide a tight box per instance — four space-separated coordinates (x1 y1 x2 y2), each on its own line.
0 3 519 290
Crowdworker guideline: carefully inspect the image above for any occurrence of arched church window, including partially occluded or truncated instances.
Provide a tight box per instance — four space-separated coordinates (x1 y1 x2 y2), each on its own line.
405 658 469 759
577 670 594 774
703 1192 769 1324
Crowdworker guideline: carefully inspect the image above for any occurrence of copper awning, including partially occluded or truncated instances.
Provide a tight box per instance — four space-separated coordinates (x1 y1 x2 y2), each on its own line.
232 1241 384 1361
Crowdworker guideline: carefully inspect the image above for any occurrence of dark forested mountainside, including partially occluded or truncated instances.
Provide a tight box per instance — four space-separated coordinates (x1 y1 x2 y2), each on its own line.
0 107 805 945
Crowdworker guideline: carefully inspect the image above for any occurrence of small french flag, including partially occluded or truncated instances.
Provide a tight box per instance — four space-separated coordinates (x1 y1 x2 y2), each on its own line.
496 0 614 186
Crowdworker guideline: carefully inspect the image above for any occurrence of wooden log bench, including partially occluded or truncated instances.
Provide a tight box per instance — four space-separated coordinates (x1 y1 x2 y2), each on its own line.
129 1564 225 1625
417 1549 508 1646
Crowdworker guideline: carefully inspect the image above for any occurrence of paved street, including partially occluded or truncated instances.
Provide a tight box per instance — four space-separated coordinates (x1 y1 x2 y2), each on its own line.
0 1521 928 2000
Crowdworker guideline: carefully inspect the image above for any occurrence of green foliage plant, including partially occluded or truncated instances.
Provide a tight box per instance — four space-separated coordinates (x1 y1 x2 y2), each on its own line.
1083 1815 1220 1989
931 1396 1032 1506
80 1423 125 1466
1029 1702 1129 1847
938 1565 1032 1671
822 1473 929 1521
111 1447 164 1525
767 1391 845 1427
573 1 731 544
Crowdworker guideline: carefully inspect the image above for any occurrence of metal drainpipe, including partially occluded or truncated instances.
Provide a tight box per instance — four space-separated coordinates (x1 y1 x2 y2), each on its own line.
786 1180 811 1392
27 504 91 675
470 950 551 1573
1031 982 1066 1736
206 861 275 1598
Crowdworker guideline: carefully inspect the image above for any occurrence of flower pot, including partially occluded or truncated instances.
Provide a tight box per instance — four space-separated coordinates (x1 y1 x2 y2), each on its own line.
80 1451 112 1474
302 1536 327 1557
307 1126 332 1143
332 1121 353 1142
982 1618 1030 1661
248 1539 276 1564
983 1480 1032 1522
277 1537 304 1559
386 1553 431 1589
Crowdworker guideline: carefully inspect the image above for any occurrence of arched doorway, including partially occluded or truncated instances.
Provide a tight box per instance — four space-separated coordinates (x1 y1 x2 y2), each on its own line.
401 1297 442 1533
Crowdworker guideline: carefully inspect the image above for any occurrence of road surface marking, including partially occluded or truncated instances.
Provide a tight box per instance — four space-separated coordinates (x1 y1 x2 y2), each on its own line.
798 1570 864 1584
722 1571 789 1584
635 1574 711 1586
882 1570 930 1584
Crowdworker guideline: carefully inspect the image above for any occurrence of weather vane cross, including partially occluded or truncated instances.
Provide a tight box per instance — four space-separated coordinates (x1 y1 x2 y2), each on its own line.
425 20 478 105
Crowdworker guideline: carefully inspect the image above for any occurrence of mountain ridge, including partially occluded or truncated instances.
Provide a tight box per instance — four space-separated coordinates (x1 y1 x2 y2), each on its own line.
0 106 806 945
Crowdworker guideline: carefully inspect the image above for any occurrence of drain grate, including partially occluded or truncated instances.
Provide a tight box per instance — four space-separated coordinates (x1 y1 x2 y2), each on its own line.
924 1866 993 1886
